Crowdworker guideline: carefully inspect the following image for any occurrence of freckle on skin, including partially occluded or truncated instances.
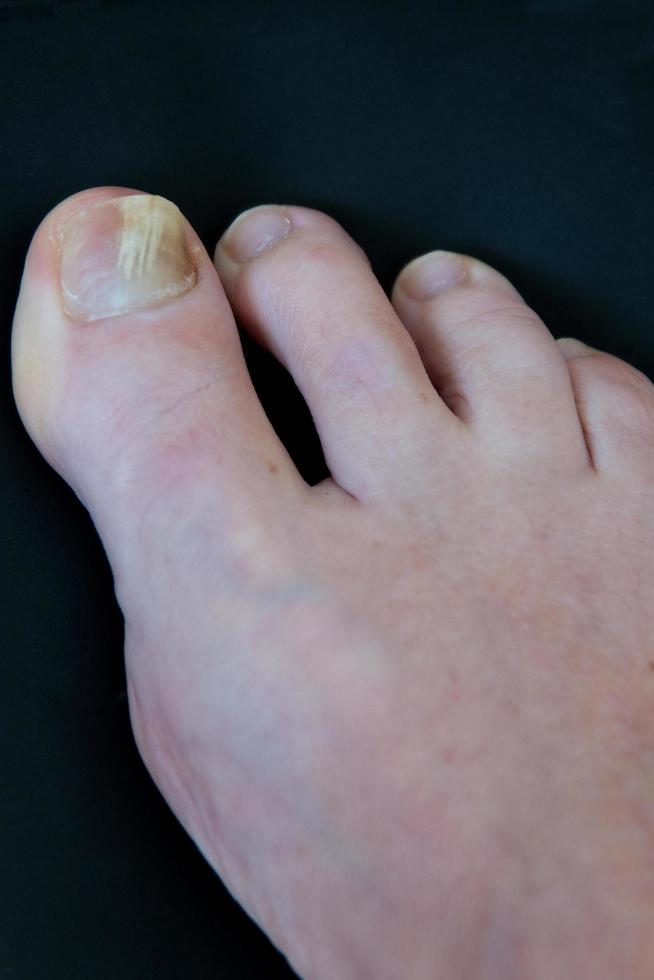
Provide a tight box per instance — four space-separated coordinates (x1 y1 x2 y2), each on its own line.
266 461 279 475
649 662 654 672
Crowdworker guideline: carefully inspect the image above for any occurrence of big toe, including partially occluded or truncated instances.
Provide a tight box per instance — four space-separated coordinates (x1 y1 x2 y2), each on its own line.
11 187 305 614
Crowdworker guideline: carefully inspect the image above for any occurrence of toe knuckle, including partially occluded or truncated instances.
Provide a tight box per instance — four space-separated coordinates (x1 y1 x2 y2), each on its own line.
449 300 542 332
300 238 354 273
591 357 654 427
436 303 550 370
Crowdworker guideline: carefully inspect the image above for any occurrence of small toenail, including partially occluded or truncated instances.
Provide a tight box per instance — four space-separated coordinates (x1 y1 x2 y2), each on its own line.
58 194 197 322
399 251 468 301
222 206 292 263
557 337 600 357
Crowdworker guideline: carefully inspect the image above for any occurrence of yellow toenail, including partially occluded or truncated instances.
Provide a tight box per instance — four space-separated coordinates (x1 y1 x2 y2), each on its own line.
58 194 197 322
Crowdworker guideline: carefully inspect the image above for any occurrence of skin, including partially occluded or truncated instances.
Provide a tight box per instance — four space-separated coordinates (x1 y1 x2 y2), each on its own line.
11 187 654 979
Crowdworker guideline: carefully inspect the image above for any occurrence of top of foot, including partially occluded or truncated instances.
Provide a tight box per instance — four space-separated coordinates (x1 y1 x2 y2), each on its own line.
11 187 654 980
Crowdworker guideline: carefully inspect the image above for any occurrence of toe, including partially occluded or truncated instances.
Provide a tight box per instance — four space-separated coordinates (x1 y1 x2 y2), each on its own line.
557 338 654 480
392 251 590 472
213 205 459 500
11 187 305 611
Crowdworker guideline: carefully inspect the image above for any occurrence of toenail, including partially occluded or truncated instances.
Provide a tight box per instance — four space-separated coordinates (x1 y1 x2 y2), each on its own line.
399 251 468 301
557 337 600 357
58 194 197 322
221 206 292 263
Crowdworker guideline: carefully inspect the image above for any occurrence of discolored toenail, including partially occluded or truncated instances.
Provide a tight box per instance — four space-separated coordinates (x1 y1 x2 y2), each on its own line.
398 250 468 301
58 194 197 322
221 206 293 263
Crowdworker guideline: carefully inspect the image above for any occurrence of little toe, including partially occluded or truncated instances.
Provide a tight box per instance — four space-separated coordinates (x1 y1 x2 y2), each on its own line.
11 188 306 613
558 338 654 481
214 205 459 501
392 251 590 472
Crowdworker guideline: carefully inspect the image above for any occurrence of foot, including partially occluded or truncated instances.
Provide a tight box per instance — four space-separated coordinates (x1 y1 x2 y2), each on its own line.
12 188 654 980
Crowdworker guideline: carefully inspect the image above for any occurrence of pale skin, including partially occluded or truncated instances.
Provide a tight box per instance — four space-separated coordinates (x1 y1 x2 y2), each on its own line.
11 186 654 979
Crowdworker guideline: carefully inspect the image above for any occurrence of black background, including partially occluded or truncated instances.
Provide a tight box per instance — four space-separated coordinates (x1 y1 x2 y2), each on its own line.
1 1 653 977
